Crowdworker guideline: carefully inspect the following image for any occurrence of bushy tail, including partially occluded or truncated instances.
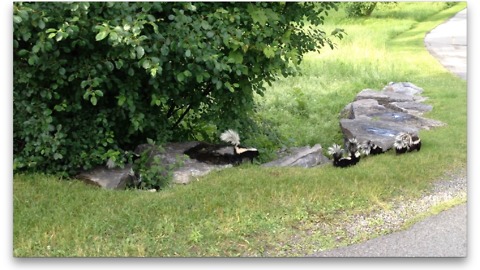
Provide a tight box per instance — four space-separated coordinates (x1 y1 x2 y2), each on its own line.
327 143 344 160
394 132 411 149
220 129 241 146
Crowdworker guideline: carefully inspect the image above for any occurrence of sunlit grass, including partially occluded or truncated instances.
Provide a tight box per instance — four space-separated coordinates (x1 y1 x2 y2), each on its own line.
14 2 467 257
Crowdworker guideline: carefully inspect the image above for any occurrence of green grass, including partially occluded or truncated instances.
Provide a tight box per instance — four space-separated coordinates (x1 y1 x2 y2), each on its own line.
13 2 467 257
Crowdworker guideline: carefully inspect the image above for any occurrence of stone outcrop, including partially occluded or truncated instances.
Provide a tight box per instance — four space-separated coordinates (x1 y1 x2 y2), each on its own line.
75 142 233 189
76 165 134 190
339 82 445 151
262 144 330 168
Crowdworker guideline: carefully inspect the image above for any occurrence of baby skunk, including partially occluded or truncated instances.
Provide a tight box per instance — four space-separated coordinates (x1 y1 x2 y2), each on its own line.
327 140 360 168
359 140 385 156
220 129 259 164
394 132 421 154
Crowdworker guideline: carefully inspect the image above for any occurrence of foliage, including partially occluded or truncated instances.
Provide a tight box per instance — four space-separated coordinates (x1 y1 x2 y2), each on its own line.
13 2 344 175
344 2 378 17
128 139 185 191
343 2 399 18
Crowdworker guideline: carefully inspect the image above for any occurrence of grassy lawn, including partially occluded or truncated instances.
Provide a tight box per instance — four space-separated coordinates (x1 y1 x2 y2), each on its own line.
13 2 467 257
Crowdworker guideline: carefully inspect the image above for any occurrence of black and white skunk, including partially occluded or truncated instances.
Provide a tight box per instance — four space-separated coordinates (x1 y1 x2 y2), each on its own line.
184 129 259 165
394 132 421 154
220 129 259 164
327 140 361 168
359 140 385 156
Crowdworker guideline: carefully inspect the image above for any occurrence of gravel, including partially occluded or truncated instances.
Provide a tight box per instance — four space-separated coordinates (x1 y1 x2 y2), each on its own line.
307 166 467 254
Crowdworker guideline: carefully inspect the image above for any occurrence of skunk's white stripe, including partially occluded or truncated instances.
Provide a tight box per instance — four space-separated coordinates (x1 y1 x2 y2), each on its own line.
235 146 258 154
412 138 421 144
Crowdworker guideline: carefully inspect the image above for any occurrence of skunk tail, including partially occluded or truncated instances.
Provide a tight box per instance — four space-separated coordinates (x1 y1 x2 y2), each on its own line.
327 143 344 160
220 129 241 146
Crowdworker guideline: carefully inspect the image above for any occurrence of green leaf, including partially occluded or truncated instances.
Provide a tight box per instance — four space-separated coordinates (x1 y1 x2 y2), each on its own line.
263 46 275 58
58 67 66 76
115 59 124 69
95 31 109 41
32 44 40 53
94 90 104 97
118 95 126 106
105 61 114 71
228 50 244 64
200 20 211 30
22 32 31 42
53 153 63 160
38 19 45 29
56 32 64 41
90 96 97 106
13 15 22 24
136 46 145 59
80 80 89 89
142 59 151 69
176 72 185 82
109 31 118 42
185 49 191 58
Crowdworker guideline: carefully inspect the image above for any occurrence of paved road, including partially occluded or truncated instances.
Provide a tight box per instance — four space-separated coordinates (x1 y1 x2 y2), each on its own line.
424 8 467 80
313 204 466 257
311 9 468 258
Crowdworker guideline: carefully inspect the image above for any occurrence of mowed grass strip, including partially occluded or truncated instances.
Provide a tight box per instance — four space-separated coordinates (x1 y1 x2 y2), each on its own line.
13 2 467 257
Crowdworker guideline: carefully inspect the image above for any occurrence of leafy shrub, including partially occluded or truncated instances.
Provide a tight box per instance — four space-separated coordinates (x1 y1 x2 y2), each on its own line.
13 2 343 175
344 2 378 17
128 140 185 191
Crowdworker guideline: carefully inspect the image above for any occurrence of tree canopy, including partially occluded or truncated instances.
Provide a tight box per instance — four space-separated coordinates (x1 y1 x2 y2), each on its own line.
13 2 343 175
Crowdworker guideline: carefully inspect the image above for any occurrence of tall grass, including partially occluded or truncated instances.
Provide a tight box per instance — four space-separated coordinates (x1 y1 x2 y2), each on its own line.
13 2 467 257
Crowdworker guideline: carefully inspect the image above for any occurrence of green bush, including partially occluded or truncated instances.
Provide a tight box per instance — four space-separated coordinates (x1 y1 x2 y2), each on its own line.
128 140 185 191
344 2 378 17
13 2 343 175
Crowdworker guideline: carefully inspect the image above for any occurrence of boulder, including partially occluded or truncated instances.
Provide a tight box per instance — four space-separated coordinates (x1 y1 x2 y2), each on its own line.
134 142 234 184
340 117 419 151
262 144 330 168
76 141 236 189
76 165 134 190
385 101 433 116
339 82 445 150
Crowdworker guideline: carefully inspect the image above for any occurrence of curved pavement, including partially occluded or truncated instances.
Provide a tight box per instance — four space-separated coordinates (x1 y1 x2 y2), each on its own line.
310 8 467 258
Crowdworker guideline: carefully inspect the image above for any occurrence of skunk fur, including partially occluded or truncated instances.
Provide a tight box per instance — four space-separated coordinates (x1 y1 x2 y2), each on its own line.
220 129 259 164
327 141 360 168
359 140 384 156
394 132 421 154
183 129 259 165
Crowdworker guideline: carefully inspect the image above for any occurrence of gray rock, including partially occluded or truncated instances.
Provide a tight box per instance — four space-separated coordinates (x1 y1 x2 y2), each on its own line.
386 102 433 116
76 165 134 190
173 162 232 184
382 81 424 96
262 144 330 168
135 142 234 185
76 141 237 189
340 117 419 150
339 82 445 150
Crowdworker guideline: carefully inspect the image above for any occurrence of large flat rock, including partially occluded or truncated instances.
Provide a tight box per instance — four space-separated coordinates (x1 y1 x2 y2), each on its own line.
340 117 419 150
262 144 330 168
339 82 445 150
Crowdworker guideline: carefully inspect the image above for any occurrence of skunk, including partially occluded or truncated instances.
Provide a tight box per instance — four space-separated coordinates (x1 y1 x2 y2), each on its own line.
359 140 384 156
345 137 361 163
409 133 422 152
184 129 259 165
220 129 259 164
327 143 360 168
394 132 421 154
